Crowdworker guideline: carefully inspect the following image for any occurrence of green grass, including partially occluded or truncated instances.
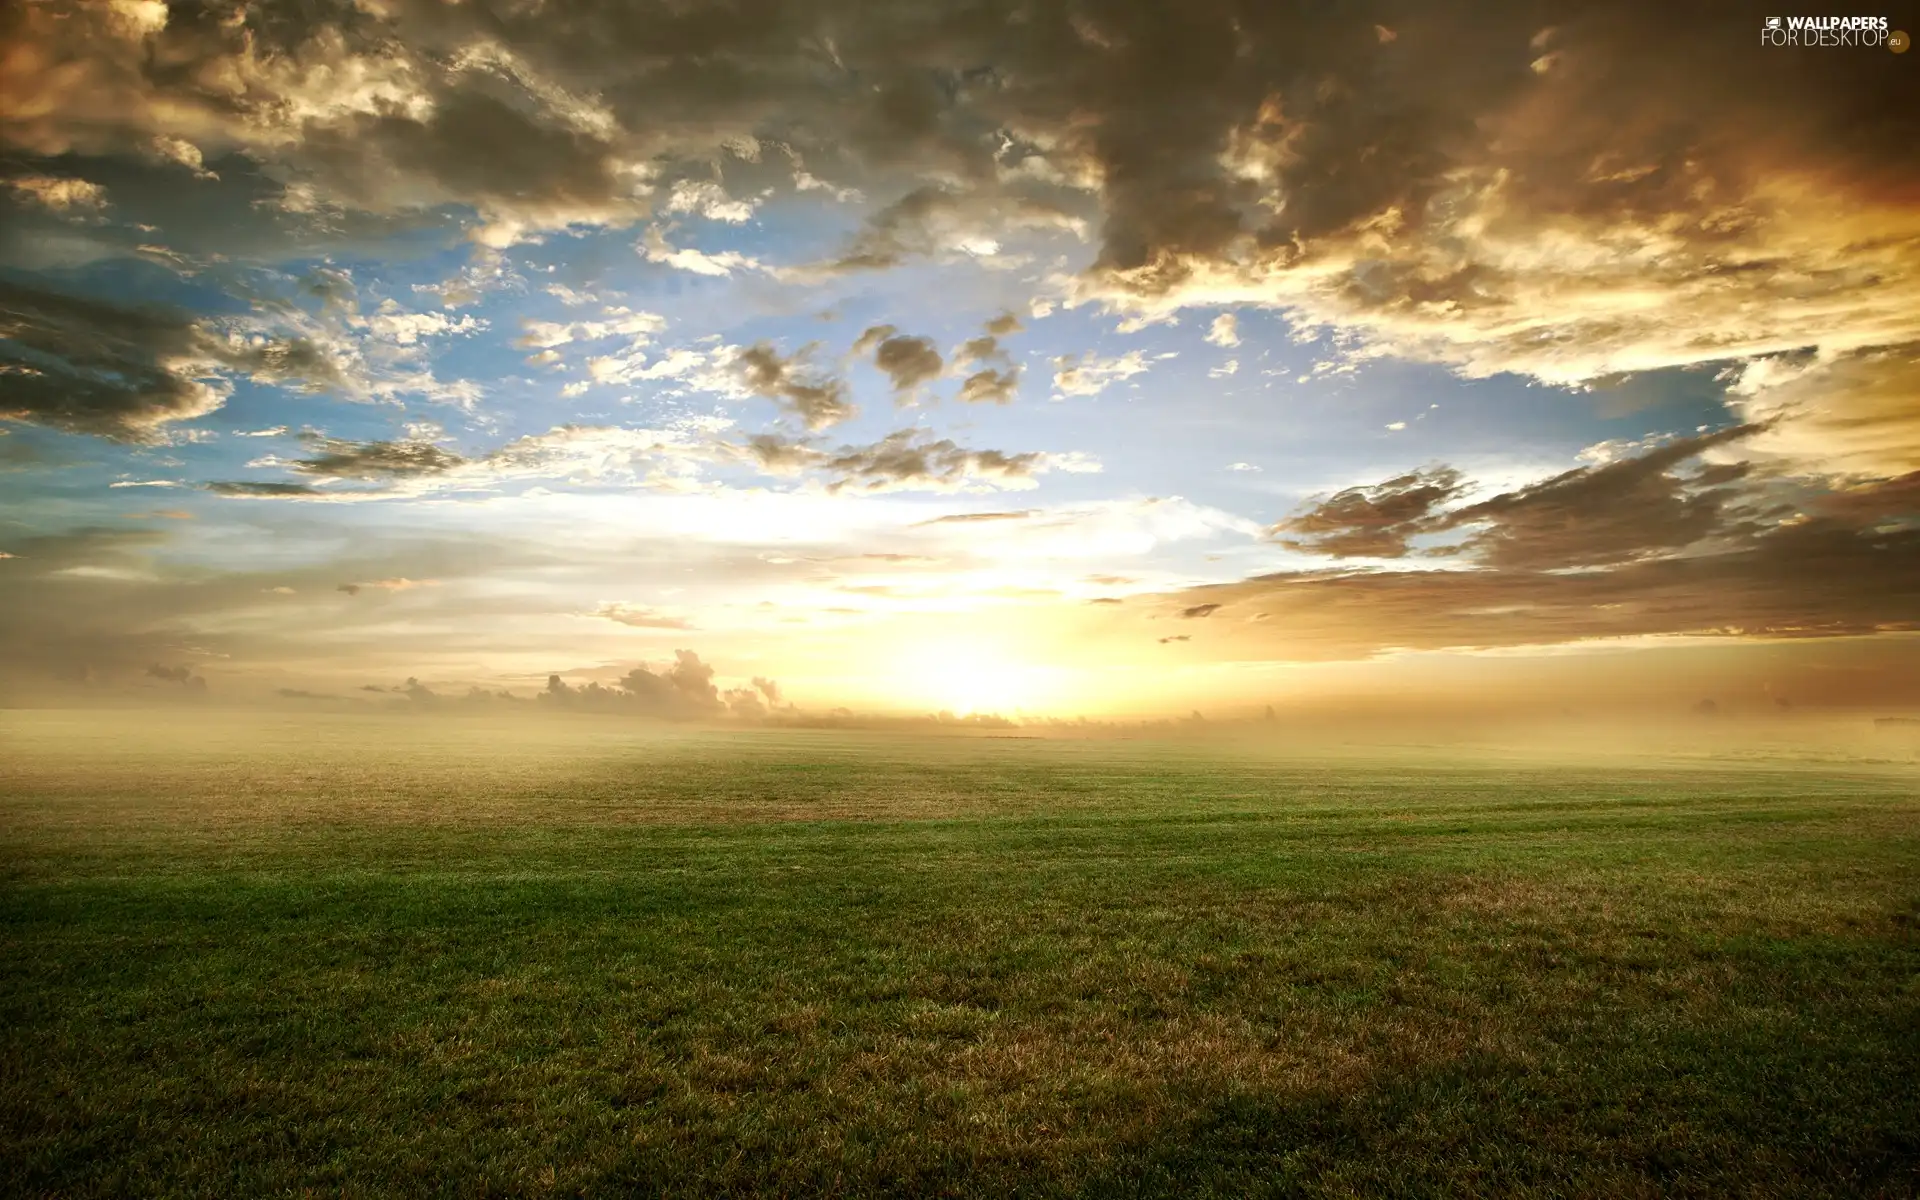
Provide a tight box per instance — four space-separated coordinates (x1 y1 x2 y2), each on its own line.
3 712 1917 1197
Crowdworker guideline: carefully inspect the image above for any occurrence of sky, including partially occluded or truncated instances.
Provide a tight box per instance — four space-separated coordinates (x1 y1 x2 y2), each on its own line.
2 0 1917 721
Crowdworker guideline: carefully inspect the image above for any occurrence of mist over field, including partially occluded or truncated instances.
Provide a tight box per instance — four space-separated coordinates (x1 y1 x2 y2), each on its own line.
5 709 1917 1194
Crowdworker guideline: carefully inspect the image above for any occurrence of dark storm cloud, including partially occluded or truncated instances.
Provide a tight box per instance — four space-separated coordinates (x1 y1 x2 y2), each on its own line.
1438 425 1766 570
1150 429 1920 659
291 435 467 481
0 279 228 442
1274 467 1469 559
5 0 1913 478
207 481 326 497
830 188 971 272
1167 517 1920 659
0 279 354 442
1275 427 1767 568
1817 471 1920 525
735 343 856 430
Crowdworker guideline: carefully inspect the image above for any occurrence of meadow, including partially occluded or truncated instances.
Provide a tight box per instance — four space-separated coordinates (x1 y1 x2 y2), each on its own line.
2 710 1916 1197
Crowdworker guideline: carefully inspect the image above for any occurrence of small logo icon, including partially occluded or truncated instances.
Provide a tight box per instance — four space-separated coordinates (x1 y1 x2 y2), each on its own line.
1765 16 1781 29
1892 29 1911 52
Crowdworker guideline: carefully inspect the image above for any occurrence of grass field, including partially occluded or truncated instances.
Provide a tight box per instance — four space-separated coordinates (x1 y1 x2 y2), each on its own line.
3 711 1917 1197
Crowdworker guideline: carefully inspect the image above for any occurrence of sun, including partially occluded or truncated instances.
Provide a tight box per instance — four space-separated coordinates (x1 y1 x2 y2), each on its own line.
898 644 1050 716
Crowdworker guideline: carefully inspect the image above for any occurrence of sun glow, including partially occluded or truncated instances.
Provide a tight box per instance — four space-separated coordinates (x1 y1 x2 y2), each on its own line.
896 642 1062 716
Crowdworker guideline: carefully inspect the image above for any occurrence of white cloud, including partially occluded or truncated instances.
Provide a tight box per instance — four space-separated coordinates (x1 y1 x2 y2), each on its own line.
517 308 665 350
7 175 108 212
640 225 765 276
359 305 486 346
544 284 597 307
1052 349 1151 398
664 179 756 223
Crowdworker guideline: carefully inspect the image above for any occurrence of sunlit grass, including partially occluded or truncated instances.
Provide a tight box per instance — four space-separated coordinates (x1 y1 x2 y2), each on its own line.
3 711 1916 1196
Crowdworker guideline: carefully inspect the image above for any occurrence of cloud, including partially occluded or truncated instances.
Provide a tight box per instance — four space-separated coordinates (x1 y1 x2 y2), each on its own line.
208 481 325 497
360 307 486 347
145 661 209 691
0 280 230 441
594 603 695 630
954 336 1003 368
819 431 1053 493
518 309 664 350
853 325 944 396
4 3 1903 486
1276 427 1765 567
913 510 1036 526
7 174 109 213
826 186 1084 273
640 225 764 276
1724 349 1920 479
1273 467 1470 559
4 0 1911 475
1436 426 1765 570
1052 350 1150 398
0 527 202 690
956 367 1021 405
734 342 856 430
540 650 736 719
1166 517 1920 660
0 1 656 245
339 578 436 594
663 179 755 224
0 279 483 443
1205 313 1240 348
742 429 1097 494
1158 427 1918 659
951 323 1022 403
290 435 467 481
209 423 722 500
